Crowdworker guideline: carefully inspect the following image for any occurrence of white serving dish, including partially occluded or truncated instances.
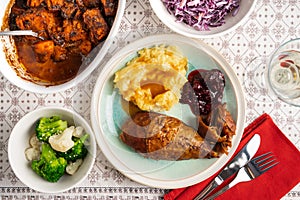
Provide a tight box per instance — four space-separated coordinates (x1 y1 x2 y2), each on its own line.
0 0 125 93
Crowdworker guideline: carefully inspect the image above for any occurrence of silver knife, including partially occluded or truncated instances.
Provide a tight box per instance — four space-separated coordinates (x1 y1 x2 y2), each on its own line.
193 134 261 200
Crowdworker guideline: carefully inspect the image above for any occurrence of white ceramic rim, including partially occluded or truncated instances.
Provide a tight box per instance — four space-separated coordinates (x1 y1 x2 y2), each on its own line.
0 1 126 94
149 0 258 39
91 34 246 189
8 106 97 193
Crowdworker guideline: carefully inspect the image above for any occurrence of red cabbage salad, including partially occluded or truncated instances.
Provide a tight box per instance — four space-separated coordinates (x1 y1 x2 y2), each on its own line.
161 0 241 31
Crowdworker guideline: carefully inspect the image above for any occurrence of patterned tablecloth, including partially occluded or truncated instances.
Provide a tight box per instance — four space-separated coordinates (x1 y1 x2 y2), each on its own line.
1 0 299 199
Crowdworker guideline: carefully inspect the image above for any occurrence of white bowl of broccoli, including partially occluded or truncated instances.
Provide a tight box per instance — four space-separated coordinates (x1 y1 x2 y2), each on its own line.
8 107 96 193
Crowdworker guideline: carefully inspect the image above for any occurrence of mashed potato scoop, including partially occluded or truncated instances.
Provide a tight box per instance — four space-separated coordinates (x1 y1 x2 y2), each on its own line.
114 45 188 112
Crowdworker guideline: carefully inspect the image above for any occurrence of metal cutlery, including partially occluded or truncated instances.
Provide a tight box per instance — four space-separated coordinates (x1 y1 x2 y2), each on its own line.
193 134 261 200
206 152 279 200
0 30 44 40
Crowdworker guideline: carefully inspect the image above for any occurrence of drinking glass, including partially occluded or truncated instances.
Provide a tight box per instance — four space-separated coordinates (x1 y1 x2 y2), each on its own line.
245 38 300 106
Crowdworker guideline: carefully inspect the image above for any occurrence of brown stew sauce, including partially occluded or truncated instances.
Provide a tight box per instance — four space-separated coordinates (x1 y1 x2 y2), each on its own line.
14 39 82 84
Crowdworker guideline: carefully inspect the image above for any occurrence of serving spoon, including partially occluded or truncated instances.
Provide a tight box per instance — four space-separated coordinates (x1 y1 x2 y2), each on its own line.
0 30 44 40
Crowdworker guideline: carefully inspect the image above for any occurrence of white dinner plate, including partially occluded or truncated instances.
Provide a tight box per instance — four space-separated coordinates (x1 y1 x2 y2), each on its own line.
91 34 245 189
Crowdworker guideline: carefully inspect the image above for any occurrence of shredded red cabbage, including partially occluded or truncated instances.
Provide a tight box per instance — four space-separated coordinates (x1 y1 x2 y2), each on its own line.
161 0 241 31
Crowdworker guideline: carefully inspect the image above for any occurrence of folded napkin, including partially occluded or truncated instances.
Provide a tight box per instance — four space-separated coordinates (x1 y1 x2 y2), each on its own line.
164 113 300 200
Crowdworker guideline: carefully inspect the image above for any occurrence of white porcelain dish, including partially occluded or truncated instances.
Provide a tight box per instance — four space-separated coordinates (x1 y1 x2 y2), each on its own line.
150 0 257 38
0 0 125 93
8 107 96 193
91 34 246 189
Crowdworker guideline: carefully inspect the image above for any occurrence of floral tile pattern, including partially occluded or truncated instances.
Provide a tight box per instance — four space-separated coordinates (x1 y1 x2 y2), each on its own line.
0 0 299 199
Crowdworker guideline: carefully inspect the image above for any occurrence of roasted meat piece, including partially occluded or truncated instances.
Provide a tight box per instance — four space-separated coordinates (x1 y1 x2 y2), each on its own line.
27 0 44 7
62 19 87 42
82 0 100 7
78 40 92 55
15 8 58 37
45 0 64 11
53 45 67 62
10 5 25 16
197 103 236 154
61 1 81 19
60 19 92 55
16 8 47 31
75 0 85 7
120 112 218 160
83 8 109 44
33 40 54 63
67 40 92 55
100 0 117 16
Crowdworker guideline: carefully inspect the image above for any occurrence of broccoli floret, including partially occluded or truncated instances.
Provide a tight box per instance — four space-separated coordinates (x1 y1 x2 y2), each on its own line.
35 116 68 142
57 134 89 162
31 143 67 182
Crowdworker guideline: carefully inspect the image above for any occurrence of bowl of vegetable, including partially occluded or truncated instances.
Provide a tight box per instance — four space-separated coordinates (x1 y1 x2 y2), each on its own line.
150 0 257 38
8 107 96 193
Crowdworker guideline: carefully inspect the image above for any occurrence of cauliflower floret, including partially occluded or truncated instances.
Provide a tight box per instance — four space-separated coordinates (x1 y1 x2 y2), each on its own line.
25 134 42 161
25 147 40 161
66 159 83 175
49 126 75 152
73 126 84 138
30 134 41 148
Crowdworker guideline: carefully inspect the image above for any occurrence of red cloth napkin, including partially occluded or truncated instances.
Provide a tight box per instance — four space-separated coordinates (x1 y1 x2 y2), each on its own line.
164 113 300 200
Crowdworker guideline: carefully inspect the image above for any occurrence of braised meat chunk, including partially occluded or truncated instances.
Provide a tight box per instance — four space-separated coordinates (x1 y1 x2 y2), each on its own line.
197 104 236 154
61 19 92 55
27 0 44 7
33 40 54 63
15 8 57 34
45 0 64 11
75 0 85 8
100 0 117 16
83 8 109 44
61 1 81 19
62 19 87 42
77 40 92 55
82 0 100 7
120 112 218 160
53 45 67 62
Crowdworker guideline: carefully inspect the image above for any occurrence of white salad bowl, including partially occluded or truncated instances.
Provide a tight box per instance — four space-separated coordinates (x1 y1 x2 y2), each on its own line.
150 0 257 38
8 107 96 193
0 0 125 93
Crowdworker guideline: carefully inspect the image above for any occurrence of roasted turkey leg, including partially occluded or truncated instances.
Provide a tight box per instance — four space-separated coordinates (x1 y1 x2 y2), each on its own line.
120 112 218 160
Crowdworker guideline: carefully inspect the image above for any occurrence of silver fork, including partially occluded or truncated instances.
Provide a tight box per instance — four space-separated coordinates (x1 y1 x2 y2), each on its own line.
206 152 279 200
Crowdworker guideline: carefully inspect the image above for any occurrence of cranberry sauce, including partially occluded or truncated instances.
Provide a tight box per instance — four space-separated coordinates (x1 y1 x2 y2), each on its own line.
180 69 225 115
